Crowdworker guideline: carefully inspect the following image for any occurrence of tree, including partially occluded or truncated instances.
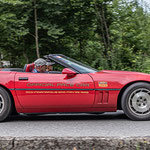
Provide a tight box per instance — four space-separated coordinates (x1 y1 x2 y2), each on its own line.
0 0 150 73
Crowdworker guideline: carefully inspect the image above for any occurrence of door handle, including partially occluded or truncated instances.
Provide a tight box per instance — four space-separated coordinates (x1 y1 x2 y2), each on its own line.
18 77 28 81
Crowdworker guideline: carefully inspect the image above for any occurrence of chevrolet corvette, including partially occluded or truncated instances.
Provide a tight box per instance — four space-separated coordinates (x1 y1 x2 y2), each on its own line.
0 54 150 121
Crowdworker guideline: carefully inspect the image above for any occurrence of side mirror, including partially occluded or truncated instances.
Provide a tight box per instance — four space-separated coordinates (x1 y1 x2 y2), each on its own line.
62 68 77 77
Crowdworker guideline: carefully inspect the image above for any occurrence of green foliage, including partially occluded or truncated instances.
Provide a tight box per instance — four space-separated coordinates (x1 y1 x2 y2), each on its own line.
0 0 150 73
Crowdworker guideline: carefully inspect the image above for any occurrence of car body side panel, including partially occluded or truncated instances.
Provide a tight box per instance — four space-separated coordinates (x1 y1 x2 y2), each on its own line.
0 72 22 111
14 72 95 109
89 71 150 109
17 107 116 113
0 72 15 89
1 70 150 114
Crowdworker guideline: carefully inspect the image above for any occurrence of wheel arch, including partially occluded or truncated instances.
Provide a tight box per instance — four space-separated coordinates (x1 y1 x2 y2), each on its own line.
0 84 17 114
117 80 150 110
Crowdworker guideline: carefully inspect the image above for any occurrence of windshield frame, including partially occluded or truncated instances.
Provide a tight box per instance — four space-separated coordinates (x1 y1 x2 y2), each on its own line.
45 54 98 74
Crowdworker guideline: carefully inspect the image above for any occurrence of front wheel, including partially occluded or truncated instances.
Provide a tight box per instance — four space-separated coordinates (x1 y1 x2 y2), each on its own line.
121 82 150 121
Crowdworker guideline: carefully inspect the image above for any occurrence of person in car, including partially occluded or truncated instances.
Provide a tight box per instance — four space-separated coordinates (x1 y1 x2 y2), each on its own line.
32 58 47 73
46 61 55 72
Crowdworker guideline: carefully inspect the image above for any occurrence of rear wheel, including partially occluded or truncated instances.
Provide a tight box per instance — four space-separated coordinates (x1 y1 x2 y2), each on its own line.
0 87 12 122
121 82 150 121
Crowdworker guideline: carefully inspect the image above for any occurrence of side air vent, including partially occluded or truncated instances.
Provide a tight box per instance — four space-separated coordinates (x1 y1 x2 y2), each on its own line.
95 91 109 104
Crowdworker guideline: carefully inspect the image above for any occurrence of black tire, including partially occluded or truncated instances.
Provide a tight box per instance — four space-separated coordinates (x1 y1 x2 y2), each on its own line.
121 82 150 121
0 87 12 122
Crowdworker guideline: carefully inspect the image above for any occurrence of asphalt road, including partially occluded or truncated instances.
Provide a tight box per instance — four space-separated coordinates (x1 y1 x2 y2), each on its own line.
0 111 150 138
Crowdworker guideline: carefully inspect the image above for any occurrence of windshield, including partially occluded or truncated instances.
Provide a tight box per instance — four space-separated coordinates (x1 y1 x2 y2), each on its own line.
53 55 98 73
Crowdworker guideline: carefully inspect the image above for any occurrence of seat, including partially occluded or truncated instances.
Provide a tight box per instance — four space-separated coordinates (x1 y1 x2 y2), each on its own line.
24 63 35 72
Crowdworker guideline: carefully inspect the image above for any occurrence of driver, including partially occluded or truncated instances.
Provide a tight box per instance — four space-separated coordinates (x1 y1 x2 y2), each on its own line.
46 61 55 72
32 58 47 73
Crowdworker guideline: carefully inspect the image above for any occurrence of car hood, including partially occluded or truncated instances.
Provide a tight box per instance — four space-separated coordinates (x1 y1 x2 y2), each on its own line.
96 70 148 75
89 70 150 89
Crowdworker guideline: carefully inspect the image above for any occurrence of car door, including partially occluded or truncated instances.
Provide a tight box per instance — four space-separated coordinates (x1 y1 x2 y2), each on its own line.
15 72 95 108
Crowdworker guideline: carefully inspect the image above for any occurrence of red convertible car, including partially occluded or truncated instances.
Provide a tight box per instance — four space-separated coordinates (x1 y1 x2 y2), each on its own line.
0 54 150 121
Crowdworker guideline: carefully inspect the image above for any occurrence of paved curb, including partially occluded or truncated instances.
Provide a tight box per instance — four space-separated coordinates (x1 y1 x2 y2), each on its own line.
0 136 150 150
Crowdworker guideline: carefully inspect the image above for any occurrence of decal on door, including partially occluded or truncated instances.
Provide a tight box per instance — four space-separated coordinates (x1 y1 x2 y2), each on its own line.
25 91 89 94
26 82 90 87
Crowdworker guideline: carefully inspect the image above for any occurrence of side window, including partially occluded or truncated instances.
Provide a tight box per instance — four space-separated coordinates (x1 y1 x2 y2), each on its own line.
53 63 65 72
48 62 65 74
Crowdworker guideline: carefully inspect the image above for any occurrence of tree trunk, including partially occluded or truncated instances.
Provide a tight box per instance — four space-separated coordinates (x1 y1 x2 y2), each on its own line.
101 4 112 68
33 0 40 58
94 0 108 55
94 0 112 68
101 4 112 54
